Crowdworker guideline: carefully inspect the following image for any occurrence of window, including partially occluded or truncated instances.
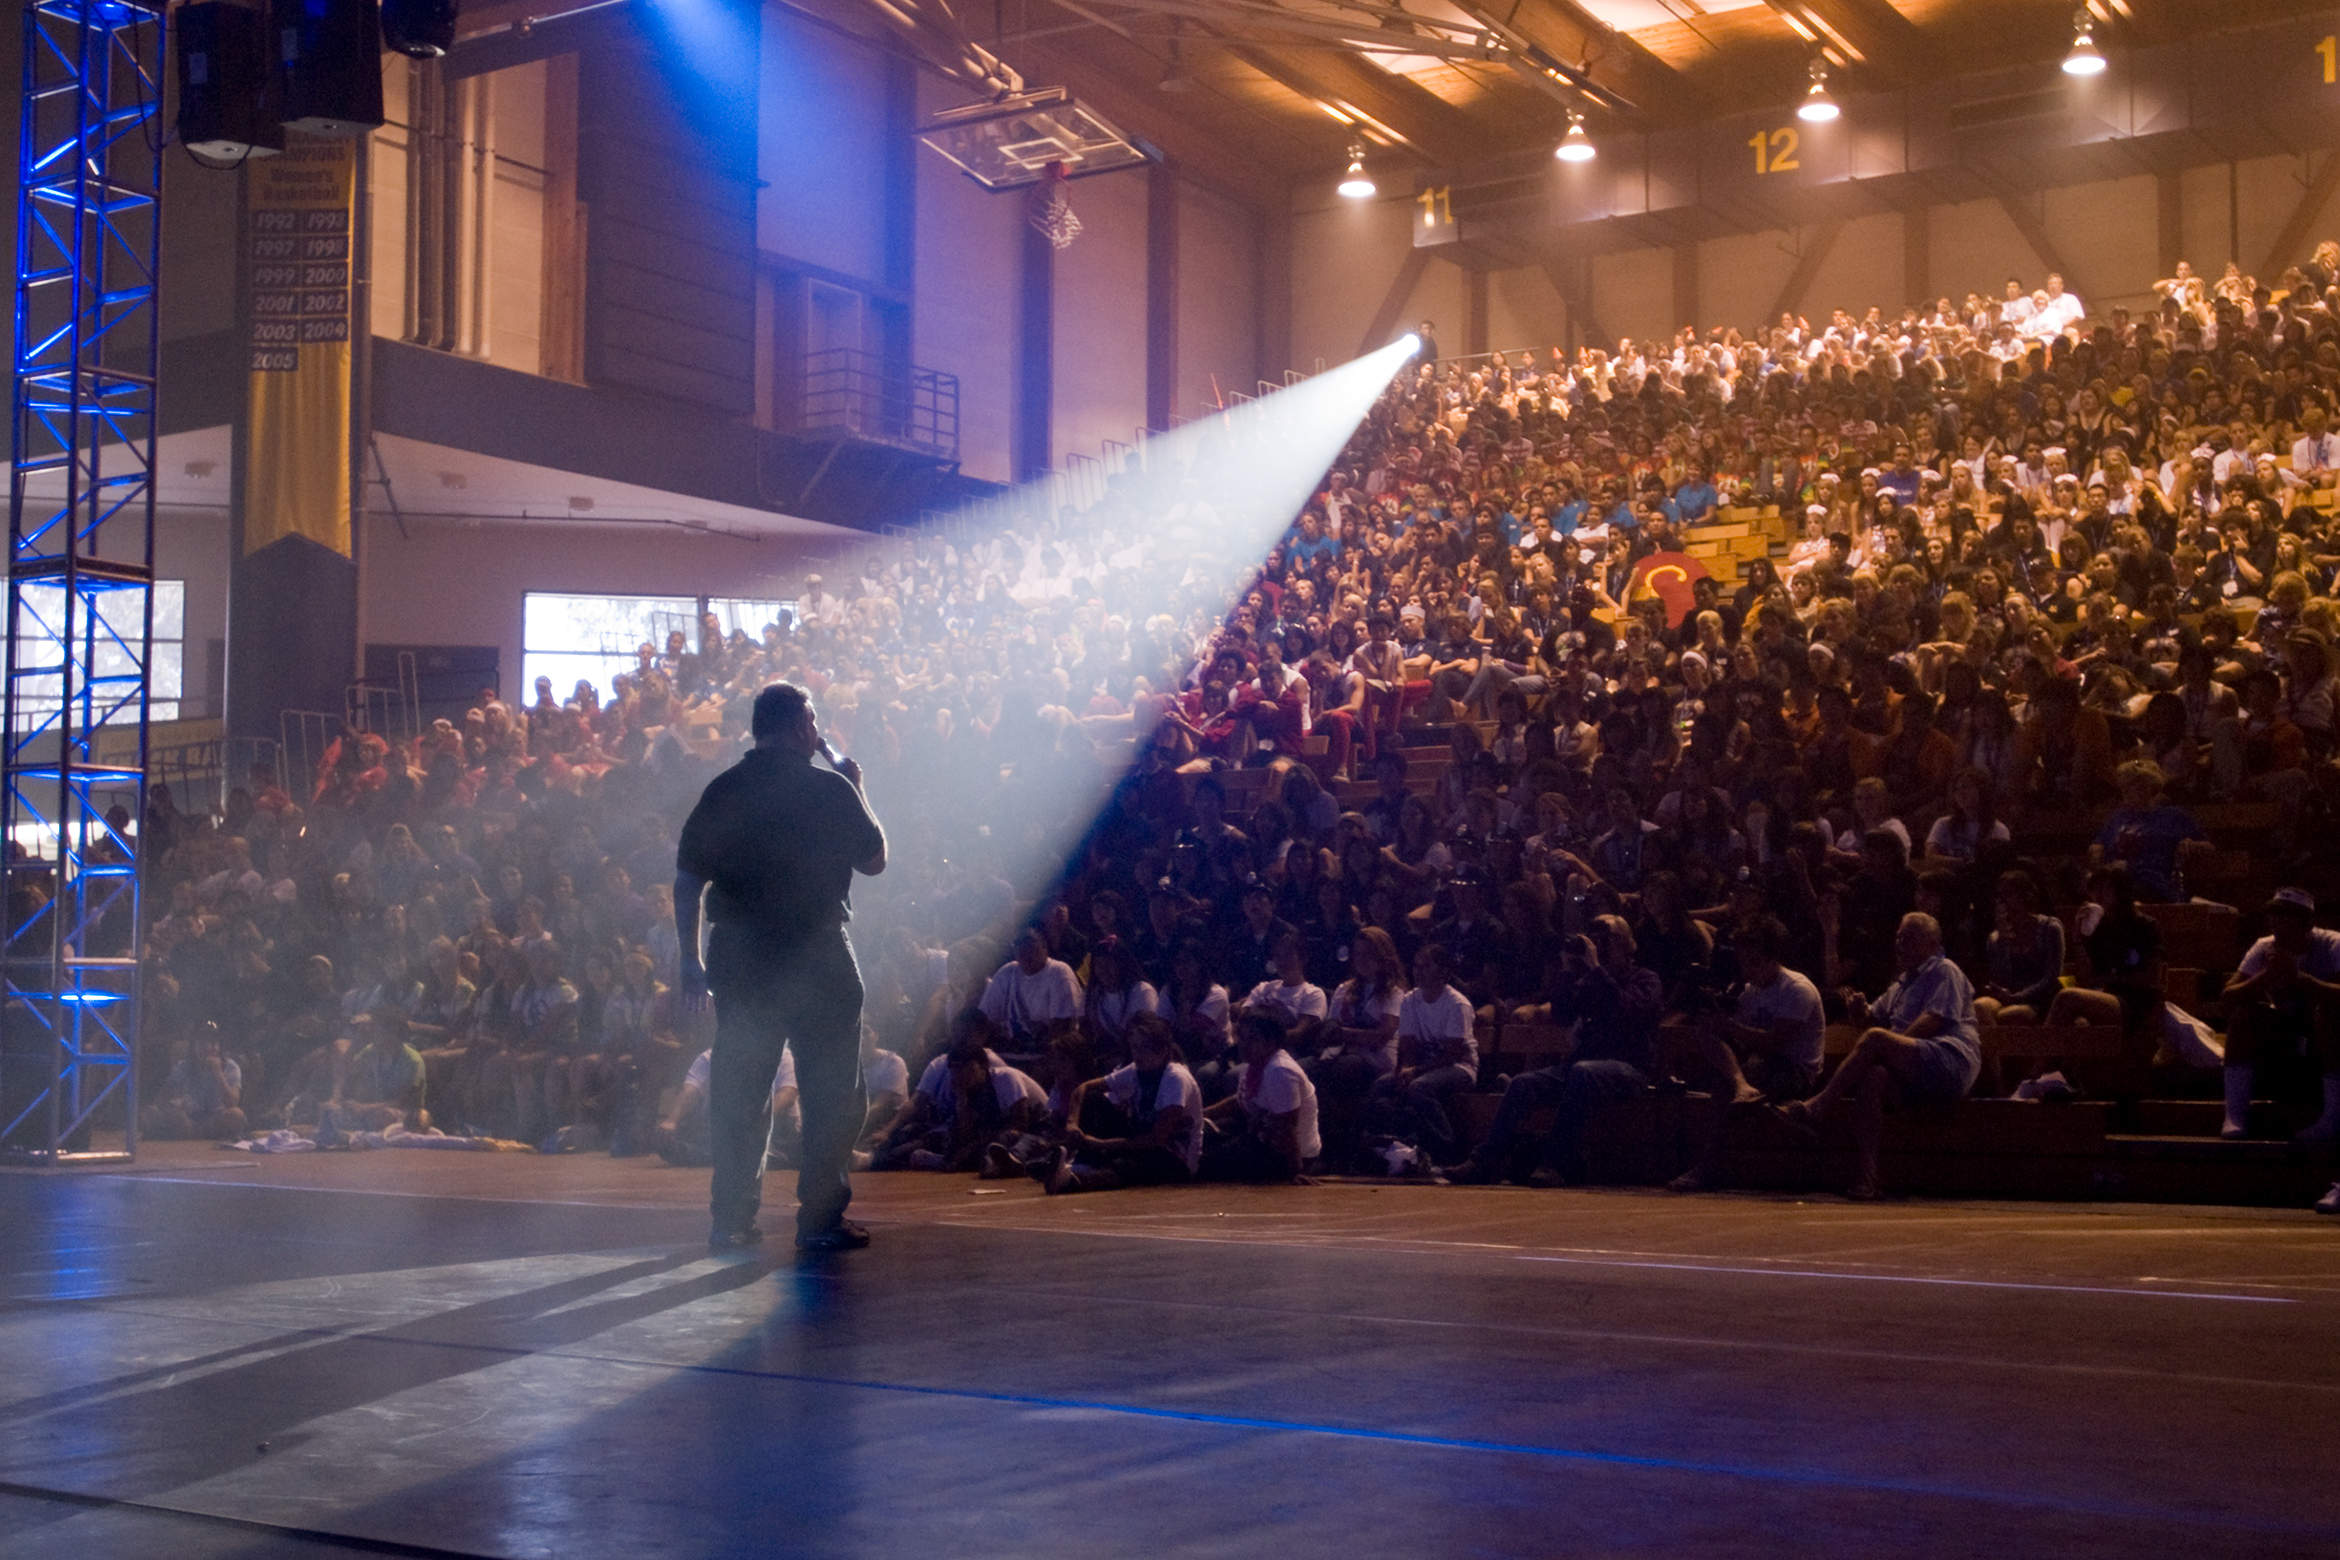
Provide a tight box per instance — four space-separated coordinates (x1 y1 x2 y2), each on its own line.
523 592 696 707
522 592 799 708
706 597 795 641
7 579 184 727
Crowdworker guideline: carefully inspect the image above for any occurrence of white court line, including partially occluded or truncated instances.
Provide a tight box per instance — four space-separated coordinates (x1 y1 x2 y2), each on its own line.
932 1215 2310 1303
1510 1252 2295 1301
96 1174 2326 1302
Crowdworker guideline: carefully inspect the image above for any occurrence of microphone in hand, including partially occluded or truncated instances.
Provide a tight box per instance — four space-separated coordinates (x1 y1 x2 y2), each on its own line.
818 738 862 787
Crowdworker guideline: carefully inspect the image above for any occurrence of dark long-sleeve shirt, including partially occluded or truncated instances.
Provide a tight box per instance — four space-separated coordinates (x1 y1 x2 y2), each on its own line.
1547 961 1663 1072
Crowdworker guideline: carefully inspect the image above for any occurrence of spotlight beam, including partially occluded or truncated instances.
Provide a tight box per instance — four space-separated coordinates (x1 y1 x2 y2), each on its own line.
799 337 1421 951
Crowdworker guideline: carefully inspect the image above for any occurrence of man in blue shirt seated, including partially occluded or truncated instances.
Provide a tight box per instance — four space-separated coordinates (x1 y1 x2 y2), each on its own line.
1552 478 1590 537
1672 466 1721 526
1782 912 1979 1199
1288 509 1339 567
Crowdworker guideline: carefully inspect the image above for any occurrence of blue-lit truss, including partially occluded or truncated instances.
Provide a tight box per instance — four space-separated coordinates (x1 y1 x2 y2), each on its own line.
4 0 163 1161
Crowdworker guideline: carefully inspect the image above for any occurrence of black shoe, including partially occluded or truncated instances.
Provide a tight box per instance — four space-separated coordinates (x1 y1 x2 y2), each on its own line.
709 1223 764 1253
796 1219 872 1252
980 1143 1025 1180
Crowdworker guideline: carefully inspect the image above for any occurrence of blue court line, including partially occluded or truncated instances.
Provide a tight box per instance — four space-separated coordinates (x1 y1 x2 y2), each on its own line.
699 1366 2340 1540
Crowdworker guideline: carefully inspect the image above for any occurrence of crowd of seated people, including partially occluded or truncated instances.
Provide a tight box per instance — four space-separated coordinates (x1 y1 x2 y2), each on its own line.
129 238 2340 1203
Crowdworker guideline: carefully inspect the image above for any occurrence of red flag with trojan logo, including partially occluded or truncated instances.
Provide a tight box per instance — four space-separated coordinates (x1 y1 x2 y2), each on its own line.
1627 552 1712 627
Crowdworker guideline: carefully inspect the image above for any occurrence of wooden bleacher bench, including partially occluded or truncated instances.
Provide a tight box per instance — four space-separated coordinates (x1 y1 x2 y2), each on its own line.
1484 1021 1577 1072
2138 901 2242 971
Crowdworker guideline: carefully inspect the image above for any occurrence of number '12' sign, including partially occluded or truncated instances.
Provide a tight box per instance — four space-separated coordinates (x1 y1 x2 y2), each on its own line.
1749 126 1802 176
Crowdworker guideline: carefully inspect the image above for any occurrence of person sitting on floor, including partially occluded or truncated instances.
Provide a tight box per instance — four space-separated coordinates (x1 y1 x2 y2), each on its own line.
1200 1010 1320 1182
978 925 1084 1064
1041 1013 1204 1194
314 1001 430 1138
2219 887 2340 1142
1446 913 1660 1187
1783 912 1980 1199
141 1021 247 1142
871 1029 1047 1172
1666 915 1827 1192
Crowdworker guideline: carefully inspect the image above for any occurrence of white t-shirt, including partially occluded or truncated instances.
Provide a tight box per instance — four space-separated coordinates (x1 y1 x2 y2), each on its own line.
1397 984 1477 1069
1735 967 1827 1073
1235 1049 1321 1160
915 1061 1045 1123
1103 1060 1205 1172
683 1046 796 1098
2237 928 2340 983
864 1047 909 1100
1922 814 2011 862
979 958 1084 1040
1243 978 1328 1026
1089 982 1158 1039
914 1048 1005 1103
1327 980 1403 1074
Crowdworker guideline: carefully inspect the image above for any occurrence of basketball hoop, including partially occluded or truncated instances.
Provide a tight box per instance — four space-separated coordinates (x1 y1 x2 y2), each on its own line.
1027 160 1082 250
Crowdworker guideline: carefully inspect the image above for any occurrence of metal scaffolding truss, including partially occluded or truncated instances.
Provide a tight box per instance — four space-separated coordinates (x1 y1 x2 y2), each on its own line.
4 0 164 1162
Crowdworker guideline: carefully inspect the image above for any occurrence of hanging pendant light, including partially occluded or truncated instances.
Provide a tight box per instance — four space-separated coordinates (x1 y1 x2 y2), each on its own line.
1556 113 1595 163
2063 9 2106 76
1797 59 1840 123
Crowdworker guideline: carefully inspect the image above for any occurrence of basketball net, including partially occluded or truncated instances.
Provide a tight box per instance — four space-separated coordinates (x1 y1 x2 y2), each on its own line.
1027 160 1082 250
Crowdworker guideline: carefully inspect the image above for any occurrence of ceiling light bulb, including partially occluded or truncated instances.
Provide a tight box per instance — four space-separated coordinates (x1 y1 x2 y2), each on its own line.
1337 145 1375 199
1556 116 1595 163
2063 10 2105 75
1797 63 1840 124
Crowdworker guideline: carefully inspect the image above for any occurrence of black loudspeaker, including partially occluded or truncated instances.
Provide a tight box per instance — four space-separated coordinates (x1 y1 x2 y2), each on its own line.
175 2 284 163
274 0 386 136
381 0 460 58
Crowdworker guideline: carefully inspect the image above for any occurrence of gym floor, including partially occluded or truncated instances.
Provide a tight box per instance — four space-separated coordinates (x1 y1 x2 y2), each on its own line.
4 1144 2337 1559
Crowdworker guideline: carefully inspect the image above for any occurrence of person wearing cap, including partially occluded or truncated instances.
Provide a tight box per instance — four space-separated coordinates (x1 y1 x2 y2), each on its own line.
2218 889 2340 1143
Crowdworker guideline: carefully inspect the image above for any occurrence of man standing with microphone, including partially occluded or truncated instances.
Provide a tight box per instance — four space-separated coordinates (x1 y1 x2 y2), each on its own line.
675 683 887 1252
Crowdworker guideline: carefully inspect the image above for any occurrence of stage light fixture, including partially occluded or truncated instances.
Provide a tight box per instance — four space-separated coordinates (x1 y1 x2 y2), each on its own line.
382 0 461 58
175 1 283 163
1337 144 1375 199
274 0 386 135
2062 9 2106 75
1555 113 1594 163
1796 60 1840 124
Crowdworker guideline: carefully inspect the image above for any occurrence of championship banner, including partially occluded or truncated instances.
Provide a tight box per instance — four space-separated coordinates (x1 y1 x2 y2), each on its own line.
244 133 355 557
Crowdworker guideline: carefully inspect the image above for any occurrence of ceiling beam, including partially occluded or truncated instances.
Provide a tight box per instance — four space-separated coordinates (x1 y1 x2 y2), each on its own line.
1223 41 1486 168
1766 0 1928 76
1451 0 1700 123
1006 37 1293 211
